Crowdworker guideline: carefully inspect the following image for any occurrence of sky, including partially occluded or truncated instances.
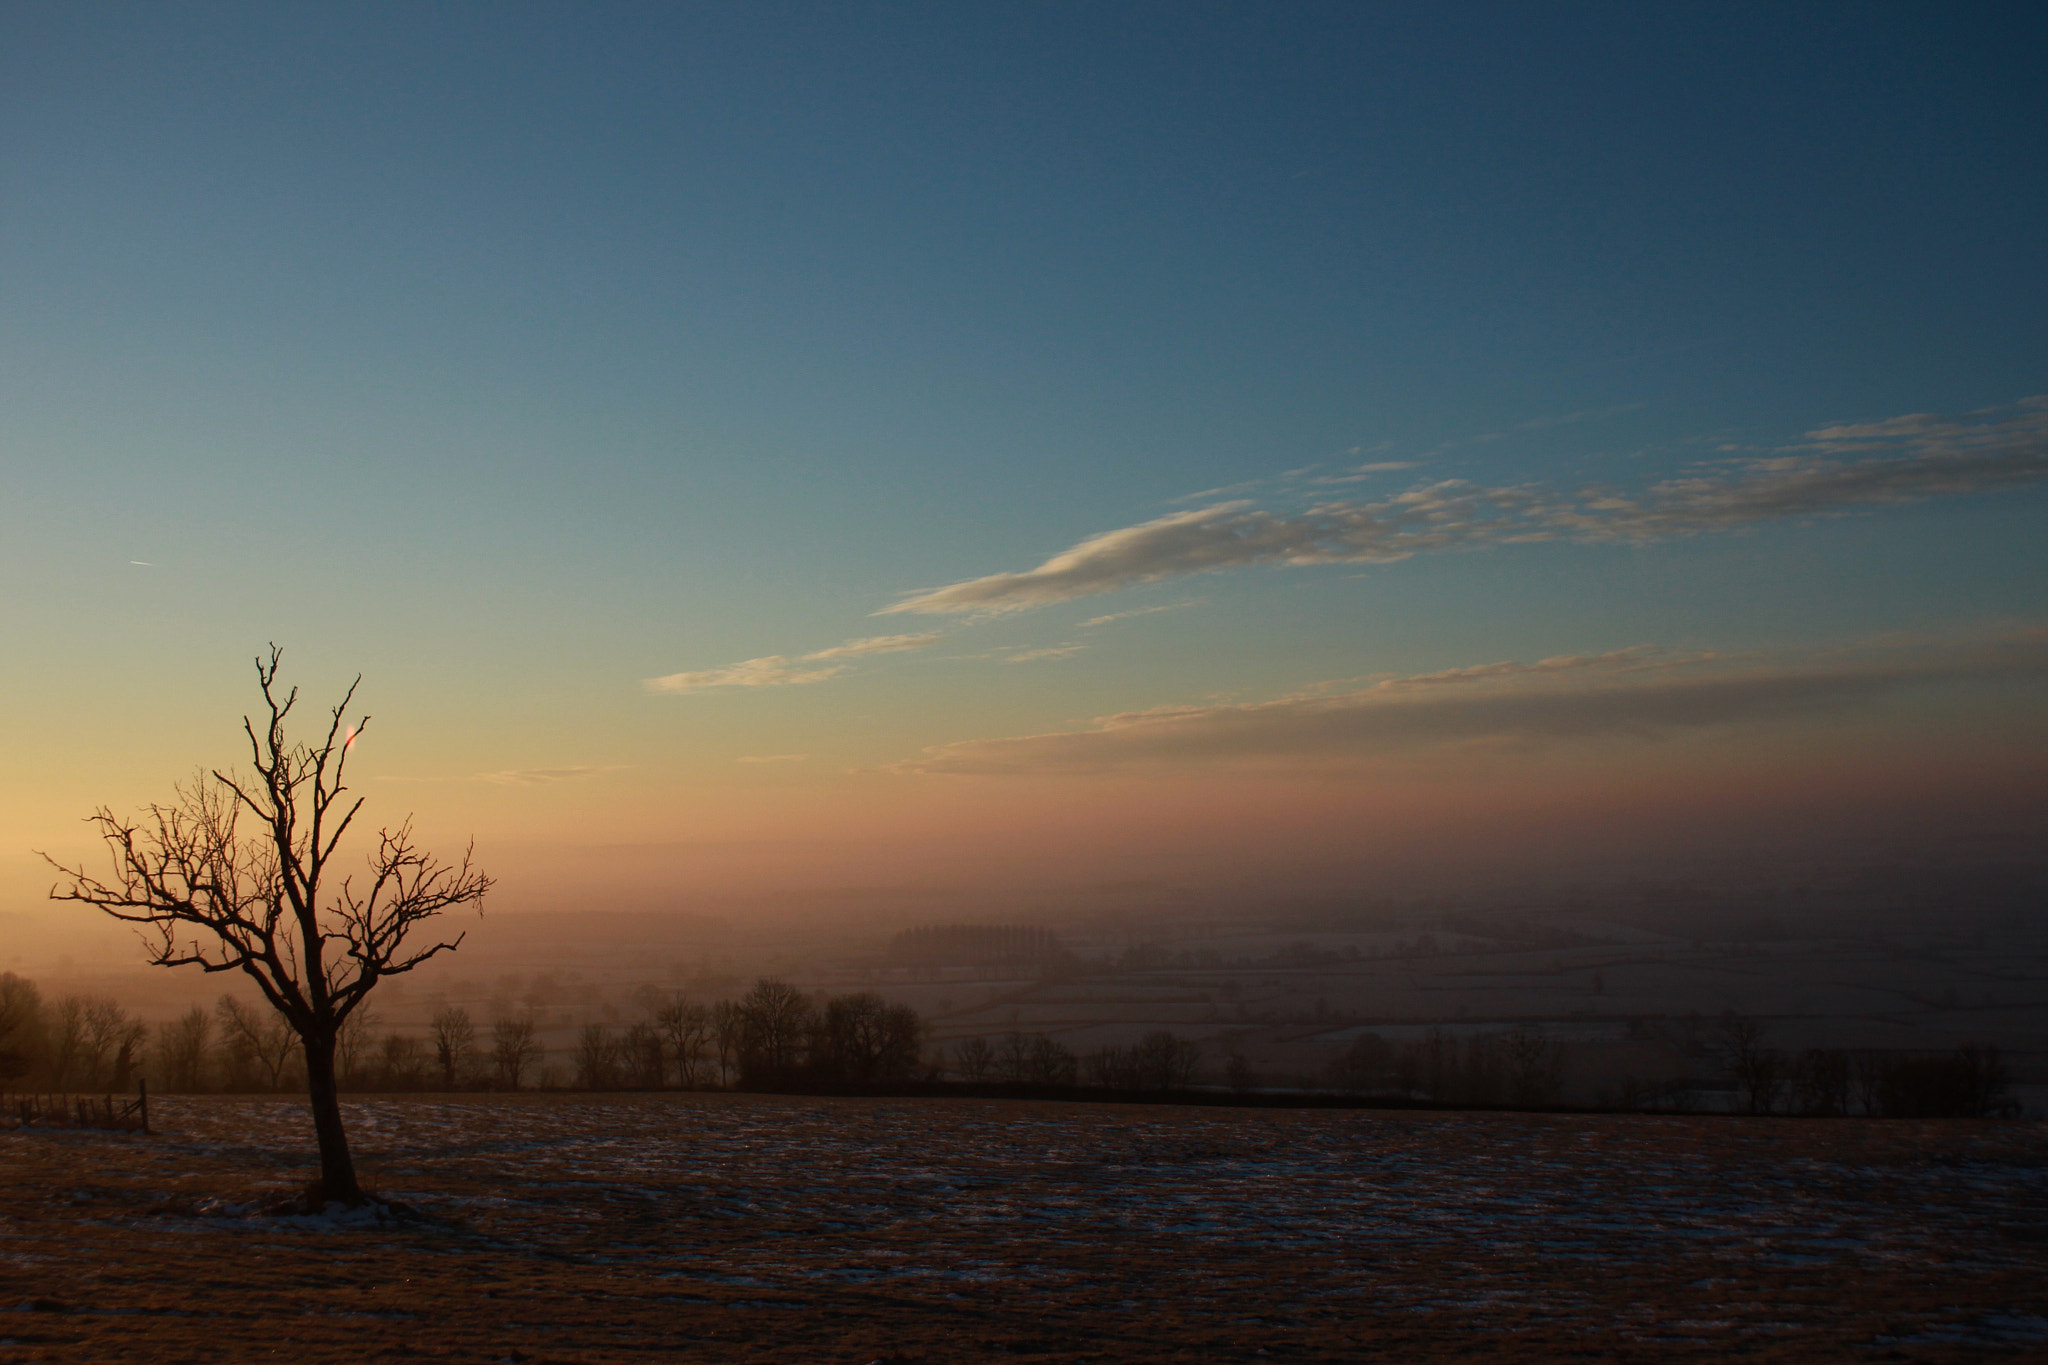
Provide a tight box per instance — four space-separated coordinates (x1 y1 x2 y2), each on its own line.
5 2 2046 931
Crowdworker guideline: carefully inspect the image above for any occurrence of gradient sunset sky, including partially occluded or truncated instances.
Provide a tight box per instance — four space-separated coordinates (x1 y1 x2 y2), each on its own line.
6 3 2046 925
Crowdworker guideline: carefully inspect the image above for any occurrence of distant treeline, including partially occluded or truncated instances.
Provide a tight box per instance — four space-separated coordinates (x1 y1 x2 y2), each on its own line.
0 966 1216 1101
1707 1015 2014 1118
944 1029 1203 1091
0 971 2018 1117
1321 1016 2015 1117
0 972 928 1094
1325 1027 1567 1107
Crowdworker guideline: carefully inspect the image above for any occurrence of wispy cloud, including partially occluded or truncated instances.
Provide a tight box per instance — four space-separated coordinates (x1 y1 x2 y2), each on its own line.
645 657 848 694
892 630 2048 775
1300 461 1422 486
475 764 629 785
646 632 944 694
737 753 809 764
1079 602 1196 629
376 764 630 785
1003 643 1085 663
803 632 945 659
880 398 2048 616
1168 481 1262 504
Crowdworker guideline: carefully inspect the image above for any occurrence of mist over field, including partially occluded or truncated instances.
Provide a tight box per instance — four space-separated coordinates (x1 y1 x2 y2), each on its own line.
13 827 2047 1118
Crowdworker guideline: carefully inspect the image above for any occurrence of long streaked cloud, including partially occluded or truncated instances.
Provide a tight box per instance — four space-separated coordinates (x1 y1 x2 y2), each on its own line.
1297 461 1424 487
803 632 946 659
1003 643 1085 663
646 632 945 694
881 398 2048 616
380 764 630 785
645 656 850 694
1079 602 1196 628
477 763 630 785
892 631 2048 775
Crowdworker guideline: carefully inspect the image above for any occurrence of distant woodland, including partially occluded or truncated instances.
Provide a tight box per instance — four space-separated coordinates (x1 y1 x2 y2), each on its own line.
0 968 2013 1118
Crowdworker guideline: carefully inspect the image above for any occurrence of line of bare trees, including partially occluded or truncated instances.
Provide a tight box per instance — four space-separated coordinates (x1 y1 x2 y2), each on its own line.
1 967 1218 1098
1715 1015 2012 1117
1315 1017 2014 1116
940 1029 1205 1092
1324 1027 1567 1106
5 964 2013 1115
535 983 935 1091
0 971 549 1095
0 972 933 1095
0 974 152 1093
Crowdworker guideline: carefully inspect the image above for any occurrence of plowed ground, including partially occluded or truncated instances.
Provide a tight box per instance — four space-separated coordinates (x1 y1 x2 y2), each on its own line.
2 1093 2044 1362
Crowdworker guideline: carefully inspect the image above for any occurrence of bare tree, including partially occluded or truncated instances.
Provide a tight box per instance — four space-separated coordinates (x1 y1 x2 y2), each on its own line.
622 1022 665 1089
816 992 923 1082
1851 1050 1884 1116
81 998 148 1090
711 1000 744 1087
1791 1047 1851 1116
45 650 490 1207
733 980 815 1083
376 1032 429 1090
216 994 299 1091
996 1032 1076 1085
1503 1026 1563 1107
0 973 42 1084
1023 1035 1078 1085
995 1032 1034 1083
0 973 38 1044
431 1006 476 1090
950 1036 995 1081
575 1024 622 1089
657 998 713 1088
1130 1030 1200 1090
335 1007 382 1090
45 997 89 1091
491 1014 542 1089
153 1006 214 1092
1719 1013 1783 1114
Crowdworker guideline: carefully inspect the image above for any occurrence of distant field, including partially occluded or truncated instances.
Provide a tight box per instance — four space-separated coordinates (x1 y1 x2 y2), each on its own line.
26 905 2048 1113
2 1094 2044 1361
903 929 2048 1100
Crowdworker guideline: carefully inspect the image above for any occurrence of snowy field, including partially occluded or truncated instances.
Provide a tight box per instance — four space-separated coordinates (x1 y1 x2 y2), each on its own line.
2 1092 2045 1361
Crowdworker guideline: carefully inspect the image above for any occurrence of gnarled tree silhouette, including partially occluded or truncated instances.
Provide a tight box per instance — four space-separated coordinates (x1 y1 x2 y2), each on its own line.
45 648 490 1207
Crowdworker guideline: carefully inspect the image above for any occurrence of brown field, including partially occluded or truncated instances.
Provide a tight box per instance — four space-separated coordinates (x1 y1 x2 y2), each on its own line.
2 1093 2044 1362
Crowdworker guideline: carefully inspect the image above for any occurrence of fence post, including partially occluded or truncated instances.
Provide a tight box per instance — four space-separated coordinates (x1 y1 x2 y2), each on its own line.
138 1078 149 1135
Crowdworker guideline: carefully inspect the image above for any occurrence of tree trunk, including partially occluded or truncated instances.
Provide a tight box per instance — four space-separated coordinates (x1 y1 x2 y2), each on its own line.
302 1033 364 1205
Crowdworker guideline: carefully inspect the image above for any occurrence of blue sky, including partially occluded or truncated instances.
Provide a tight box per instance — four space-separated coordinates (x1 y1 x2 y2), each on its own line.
5 2 2045 914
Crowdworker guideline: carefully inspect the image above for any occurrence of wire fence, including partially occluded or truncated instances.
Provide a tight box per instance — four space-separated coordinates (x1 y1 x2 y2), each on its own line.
1 1084 149 1133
